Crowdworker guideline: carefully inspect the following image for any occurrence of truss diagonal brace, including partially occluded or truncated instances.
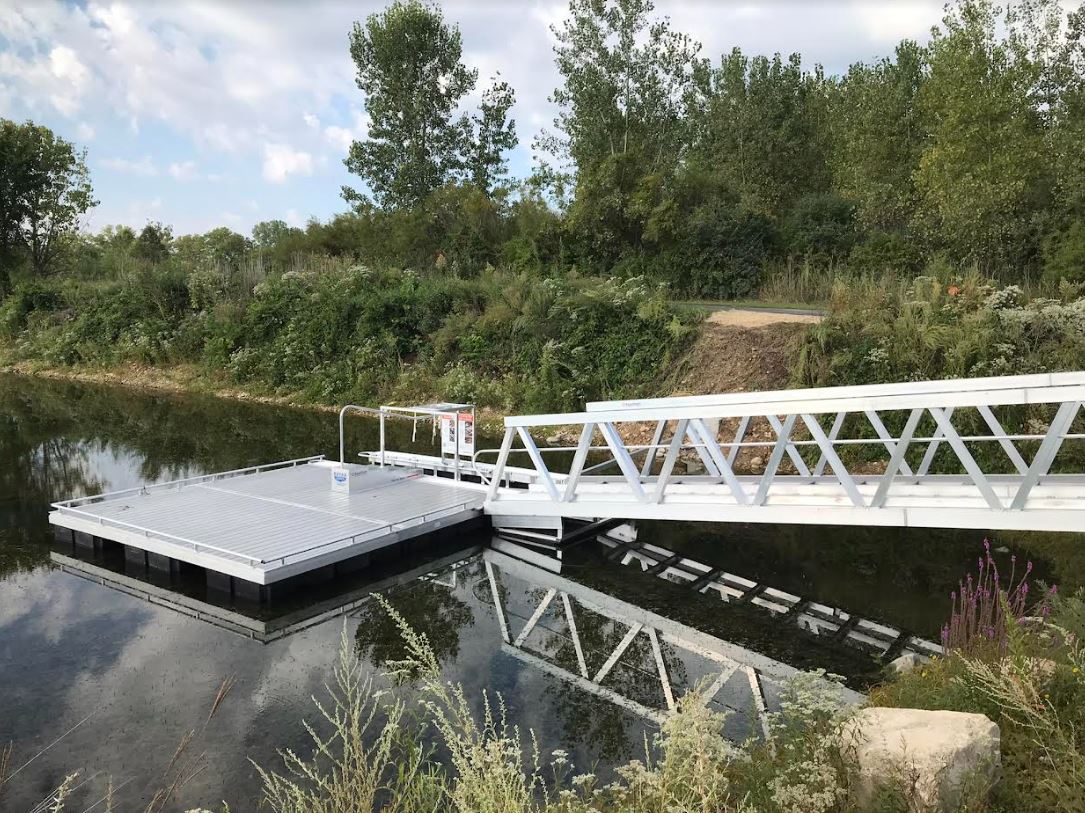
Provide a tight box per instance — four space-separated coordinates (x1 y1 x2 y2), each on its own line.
1011 400 1080 510
593 622 644 684
600 422 649 502
801 413 865 507
928 407 1002 511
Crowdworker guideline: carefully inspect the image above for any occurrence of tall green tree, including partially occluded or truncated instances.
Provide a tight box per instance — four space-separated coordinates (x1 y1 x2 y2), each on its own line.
690 50 831 218
463 75 517 194
1047 3 1085 217
0 120 96 291
543 0 702 264
344 0 517 208
915 0 1059 271
133 222 172 264
831 41 927 233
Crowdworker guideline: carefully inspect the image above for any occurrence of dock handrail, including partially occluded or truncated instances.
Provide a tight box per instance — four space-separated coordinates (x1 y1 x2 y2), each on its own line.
338 404 382 465
51 456 325 509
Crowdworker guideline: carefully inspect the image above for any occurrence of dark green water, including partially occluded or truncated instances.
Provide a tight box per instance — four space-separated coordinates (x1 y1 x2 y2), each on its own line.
1 373 1081 811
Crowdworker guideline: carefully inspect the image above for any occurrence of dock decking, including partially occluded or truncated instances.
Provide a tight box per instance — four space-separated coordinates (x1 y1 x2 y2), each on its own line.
50 458 487 584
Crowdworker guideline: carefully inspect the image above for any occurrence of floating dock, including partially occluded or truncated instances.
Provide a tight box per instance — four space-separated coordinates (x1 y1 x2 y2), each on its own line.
50 457 486 586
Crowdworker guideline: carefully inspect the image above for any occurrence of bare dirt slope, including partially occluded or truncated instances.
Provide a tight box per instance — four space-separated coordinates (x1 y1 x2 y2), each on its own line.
609 314 819 475
667 316 813 396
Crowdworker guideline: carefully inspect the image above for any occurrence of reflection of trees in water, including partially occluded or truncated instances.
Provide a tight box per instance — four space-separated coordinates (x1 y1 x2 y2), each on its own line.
0 401 108 577
353 578 474 668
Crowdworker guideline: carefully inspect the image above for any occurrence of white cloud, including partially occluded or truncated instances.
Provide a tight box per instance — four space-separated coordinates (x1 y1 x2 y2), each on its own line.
262 142 313 183
323 125 353 152
854 1 943 44
168 160 198 180
303 111 319 128
75 121 95 141
285 207 302 226
101 155 158 176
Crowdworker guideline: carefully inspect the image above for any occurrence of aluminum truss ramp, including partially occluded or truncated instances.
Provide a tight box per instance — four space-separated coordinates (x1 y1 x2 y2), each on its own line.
483 371 1085 532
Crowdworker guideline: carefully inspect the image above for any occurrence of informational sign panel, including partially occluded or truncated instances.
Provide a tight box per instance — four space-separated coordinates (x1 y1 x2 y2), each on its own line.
440 412 474 457
440 413 457 455
459 412 475 456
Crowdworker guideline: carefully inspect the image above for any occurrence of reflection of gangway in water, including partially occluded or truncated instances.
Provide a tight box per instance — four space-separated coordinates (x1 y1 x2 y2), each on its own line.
483 548 864 732
595 535 942 663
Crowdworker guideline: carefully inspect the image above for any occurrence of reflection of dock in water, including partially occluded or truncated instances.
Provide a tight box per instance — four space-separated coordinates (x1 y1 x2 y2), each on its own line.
484 547 864 732
51 546 480 644
596 535 942 662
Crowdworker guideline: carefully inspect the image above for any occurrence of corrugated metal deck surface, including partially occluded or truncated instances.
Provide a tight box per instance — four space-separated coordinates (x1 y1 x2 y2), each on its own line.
50 462 486 583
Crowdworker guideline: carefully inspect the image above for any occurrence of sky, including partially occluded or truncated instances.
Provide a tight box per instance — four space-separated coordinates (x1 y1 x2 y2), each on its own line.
0 1 952 238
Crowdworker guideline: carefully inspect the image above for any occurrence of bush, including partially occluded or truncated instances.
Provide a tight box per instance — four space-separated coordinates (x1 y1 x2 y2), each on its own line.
0 261 695 413
1043 220 1085 285
796 271 1085 388
782 193 857 261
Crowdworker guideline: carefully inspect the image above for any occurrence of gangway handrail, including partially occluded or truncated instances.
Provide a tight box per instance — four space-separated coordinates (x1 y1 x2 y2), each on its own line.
586 371 1085 413
508 378 1085 427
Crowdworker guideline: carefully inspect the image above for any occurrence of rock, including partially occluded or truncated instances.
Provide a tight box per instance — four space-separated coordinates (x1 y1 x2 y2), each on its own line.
683 459 706 475
750 455 764 470
887 652 929 675
842 707 999 811
545 434 563 445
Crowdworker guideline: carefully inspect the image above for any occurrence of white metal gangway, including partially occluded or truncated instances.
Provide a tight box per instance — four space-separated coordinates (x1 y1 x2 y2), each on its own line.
482 371 1085 533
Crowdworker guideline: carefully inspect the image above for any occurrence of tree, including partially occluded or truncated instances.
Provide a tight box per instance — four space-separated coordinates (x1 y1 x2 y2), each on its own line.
915 0 1060 271
0 120 96 291
690 50 832 218
542 0 702 264
463 75 517 194
251 219 300 251
133 222 172 264
202 227 251 269
831 41 927 233
344 0 476 208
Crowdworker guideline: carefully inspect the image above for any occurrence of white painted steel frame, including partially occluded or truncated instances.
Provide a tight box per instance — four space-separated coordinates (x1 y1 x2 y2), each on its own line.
483 372 1085 532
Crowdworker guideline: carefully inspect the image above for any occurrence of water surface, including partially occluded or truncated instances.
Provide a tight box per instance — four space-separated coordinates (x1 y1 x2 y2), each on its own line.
1 373 1079 810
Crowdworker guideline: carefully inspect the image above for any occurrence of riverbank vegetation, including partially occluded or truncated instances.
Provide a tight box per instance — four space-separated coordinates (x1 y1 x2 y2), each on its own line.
3 0 1085 409
214 561 1085 812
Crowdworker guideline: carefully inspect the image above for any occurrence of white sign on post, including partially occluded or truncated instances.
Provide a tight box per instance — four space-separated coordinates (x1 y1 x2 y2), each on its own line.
458 412 475 457
440 413 457 456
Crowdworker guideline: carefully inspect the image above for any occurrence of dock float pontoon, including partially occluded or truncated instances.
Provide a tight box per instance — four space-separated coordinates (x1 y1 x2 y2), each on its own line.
50 458 486 585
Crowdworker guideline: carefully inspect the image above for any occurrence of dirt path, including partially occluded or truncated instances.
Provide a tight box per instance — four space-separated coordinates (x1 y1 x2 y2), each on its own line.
706 307 822 329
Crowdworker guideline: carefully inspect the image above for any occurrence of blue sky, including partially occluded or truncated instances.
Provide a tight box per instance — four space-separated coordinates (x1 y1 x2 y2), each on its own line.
0 1 952 238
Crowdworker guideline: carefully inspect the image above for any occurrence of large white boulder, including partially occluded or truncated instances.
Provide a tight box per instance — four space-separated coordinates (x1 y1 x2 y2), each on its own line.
842 707 1000 811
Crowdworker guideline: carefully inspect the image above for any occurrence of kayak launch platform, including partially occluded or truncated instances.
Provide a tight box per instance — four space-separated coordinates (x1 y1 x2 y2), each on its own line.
50 458 487 586
49 401 491 592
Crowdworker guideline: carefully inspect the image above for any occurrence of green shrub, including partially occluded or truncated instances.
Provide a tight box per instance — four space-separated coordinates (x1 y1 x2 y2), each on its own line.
1043 220 1085 285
